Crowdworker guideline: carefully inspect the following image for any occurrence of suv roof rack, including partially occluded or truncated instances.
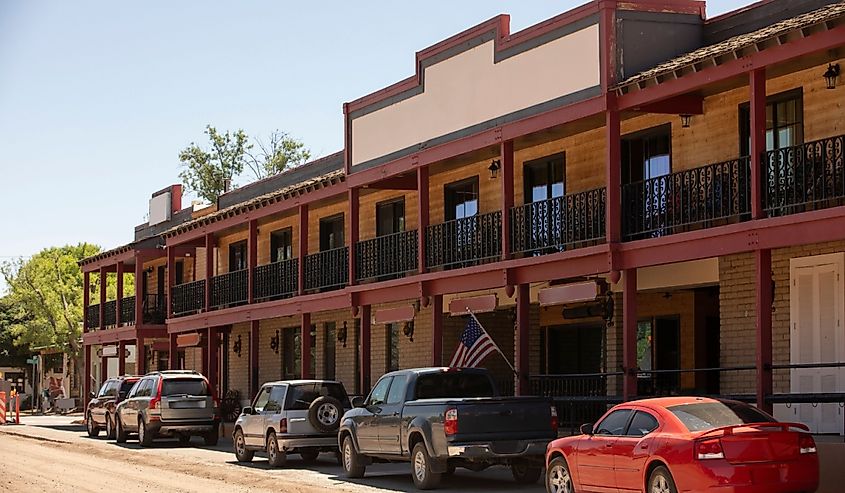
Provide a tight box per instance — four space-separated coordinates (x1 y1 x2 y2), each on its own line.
146 370 202 376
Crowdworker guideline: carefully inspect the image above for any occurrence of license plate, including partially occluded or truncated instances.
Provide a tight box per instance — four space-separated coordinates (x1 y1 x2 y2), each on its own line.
170 401 205 409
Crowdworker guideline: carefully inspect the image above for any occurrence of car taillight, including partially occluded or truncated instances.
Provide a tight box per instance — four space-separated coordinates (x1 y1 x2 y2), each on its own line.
799 434 817 454
550 405 559 431
444 408 458 436
696 438 725 460
149 398 160 410
279 418 288 434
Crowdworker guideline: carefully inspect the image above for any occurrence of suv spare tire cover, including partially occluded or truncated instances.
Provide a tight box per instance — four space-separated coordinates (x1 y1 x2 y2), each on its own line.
308 396 343 433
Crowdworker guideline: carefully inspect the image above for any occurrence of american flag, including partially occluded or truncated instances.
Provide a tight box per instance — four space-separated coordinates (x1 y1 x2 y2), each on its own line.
449 315 498 368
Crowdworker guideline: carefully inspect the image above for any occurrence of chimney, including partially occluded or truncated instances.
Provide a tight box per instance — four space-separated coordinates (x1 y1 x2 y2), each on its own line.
223 178 232 193
170 184 183 213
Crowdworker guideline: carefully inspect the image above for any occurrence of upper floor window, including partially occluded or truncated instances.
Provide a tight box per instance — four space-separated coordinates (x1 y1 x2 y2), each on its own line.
739 89 803 156
622 124 672 184
175 260 184 285
524 153 565 203
229 240 247 271
445 177 479 221
320 214 344 251
270 228 293 263
376 198 405 236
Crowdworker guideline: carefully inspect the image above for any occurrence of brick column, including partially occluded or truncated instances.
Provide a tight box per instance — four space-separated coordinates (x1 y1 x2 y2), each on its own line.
516 283 530 395
755 249 773 413
622 269 638 401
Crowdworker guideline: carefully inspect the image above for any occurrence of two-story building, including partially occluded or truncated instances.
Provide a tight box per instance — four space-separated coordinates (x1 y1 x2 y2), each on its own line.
82 0 845 442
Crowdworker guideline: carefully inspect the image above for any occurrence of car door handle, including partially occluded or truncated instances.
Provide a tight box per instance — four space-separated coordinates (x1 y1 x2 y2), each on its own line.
605 443 614 447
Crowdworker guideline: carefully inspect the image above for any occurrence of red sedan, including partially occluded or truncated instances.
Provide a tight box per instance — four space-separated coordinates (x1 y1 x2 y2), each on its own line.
545 397 818 493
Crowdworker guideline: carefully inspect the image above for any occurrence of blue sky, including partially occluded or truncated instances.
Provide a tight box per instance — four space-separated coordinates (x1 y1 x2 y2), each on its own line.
0 0 742 292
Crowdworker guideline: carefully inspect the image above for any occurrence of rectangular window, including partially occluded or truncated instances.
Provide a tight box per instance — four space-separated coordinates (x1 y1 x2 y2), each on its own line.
175 261 184 285
386 323 400 372
621 124 672 185
282 327 300 379
229 240 247 271
319 214 344 251
376 198 406 236
444 177 479 221
524 153 565 203
270 228 293 263
324 322 336 380
739 89 803 156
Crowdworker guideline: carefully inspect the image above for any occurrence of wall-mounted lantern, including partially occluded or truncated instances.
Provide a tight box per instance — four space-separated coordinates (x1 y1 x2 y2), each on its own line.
824 63 840 90
270 330 280 354
680 114 692 128
337 320 348 348
232 334 242 358
402 321 415 342
488 159 501 179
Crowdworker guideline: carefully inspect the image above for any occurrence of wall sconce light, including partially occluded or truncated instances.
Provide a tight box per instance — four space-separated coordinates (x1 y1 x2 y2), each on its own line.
680 114 692 128
232 334 242 358
824 63 840 89
602 291 615 327
403 321 415 342
488 159 501 179
270 330 280 354
337 320 348 348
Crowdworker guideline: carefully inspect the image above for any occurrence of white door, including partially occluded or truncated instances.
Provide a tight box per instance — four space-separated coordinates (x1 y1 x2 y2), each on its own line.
789 253 844 435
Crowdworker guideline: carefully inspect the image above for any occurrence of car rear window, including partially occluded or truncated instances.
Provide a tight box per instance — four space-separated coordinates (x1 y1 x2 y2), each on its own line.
414 372 496 399
285 383 351 410
161 378 209 397
120 380 138 394
669 401 775 432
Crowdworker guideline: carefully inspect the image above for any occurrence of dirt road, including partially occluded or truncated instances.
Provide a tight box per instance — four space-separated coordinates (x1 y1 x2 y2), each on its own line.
0 416 542 493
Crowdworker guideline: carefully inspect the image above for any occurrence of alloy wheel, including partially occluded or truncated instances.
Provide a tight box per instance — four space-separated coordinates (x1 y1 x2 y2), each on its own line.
343 441 353 472
317 403 338 426
414 448 427 483
548 463 572 493
236 433 246 456
652 476 671 493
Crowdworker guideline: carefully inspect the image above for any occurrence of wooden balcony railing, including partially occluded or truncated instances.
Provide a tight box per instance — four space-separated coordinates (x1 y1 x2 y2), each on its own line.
355 230 418 282
86 304 100 330
425 211 502 270
171 280 205 316
304 247 348 291
210 269 248 309
765 134 845 216
510 187 606 256
254 258 298 301
622 157 751 240
119 296 135 325
102 300 117 327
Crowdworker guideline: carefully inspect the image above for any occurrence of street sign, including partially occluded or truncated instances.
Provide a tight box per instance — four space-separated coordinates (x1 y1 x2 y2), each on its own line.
26 357 38 366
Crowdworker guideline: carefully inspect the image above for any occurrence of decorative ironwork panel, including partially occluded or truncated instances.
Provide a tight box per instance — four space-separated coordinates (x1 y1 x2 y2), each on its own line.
764 134 845 216
102 300 117 327
622 157 751 240
355 230 418 282
304 246 349 291
510 187 606 256
171 280 205 317
119 296 136 325
425 211 502 270
86 304 100 330
254 258 299 301
210 269 248 309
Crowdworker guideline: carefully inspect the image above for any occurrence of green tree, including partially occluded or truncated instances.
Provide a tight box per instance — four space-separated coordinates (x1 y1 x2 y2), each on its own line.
0 296 31 367
245 130 311 180
178 125 250 204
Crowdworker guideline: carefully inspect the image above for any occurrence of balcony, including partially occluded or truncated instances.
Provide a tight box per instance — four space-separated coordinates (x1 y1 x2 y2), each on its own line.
210 269 248 309
254 258 298 301
172 280 205 316
355 230 418 283
142 294 166 324
425 211 502 270
120 296 135 325
622 157 751 240
510 187 606 257
86 304 100 330
765 134 845 217
304 247 348 292
102 300 117 327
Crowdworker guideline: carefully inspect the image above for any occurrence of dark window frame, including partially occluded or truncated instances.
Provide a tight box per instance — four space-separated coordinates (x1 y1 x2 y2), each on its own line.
621 123 673 185
376 197 406 236
523 152 566 204
444 176 480 221
270 227 293 263
228 240 247 272
738 88 804 156
319 213 345 251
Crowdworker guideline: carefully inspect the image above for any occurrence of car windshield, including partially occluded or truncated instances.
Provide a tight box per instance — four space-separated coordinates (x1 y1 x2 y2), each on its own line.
285 383 351 410
414 372 496 399
669 401 775 432
161 378 209 397
119 380 138 394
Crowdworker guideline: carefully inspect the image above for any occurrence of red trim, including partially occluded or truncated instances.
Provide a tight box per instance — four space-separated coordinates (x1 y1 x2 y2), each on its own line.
134 260 143 327
301 313 312 379
176 332 202 348
417 167 429 274
622 268 637 401
83 271 90 334
500 140 514 260
359 305 371 394
248 220 257 304
750 69 766 220
448 294 497 315
605 104 622 244
82 249 135 273
116 261 124 326
538 281 600 306
99 267 106 331
372 305 416 324
636 94 703 115
204 234 214 312
170 184 183 214
755 249 773 413
349 188 359 286
366 175 417 190
249 320 259 399
516 283 530 395
82 325 168 345
298 204 308 295
169 332 178 369
118 340 126 375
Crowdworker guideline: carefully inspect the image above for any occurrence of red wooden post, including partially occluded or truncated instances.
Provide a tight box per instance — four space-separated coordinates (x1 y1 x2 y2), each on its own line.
750 69 767 220
98 267 106 330
755 249 773 413
83 271 90 333
417 167 429 274
208 327 219 394
605 105 622 244
134 259 143 325
116 261 124 326
136 336 146 375
622 268 638 401
169 332 178 370
166 246 175 319
516 283 530 395
349 187 359 285
101 356 109 384
360 305 371 394
298 204 309 295
501 140 514 260
249 319 259 399
431 295 443 366
301 313 312 379
248 220 258 304
118 340 126 376
205 233 215 311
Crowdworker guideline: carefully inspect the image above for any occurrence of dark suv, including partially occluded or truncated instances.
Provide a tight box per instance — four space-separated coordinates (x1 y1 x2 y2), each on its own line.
86 375 141 439
115 370 220 447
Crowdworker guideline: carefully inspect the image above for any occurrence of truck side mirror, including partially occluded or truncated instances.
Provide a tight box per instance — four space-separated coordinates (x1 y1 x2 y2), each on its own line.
351 396 365 408
580 422 594 435
241 406 253 416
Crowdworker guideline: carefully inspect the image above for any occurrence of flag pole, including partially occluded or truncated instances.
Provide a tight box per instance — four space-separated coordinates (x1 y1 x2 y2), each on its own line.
466 308 517 375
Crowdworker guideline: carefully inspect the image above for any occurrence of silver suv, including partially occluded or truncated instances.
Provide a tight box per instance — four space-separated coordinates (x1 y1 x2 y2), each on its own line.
233 380 351 467
115 370 220 447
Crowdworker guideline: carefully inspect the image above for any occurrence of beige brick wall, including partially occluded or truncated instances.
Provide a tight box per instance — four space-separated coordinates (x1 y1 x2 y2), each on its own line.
226 322 251 399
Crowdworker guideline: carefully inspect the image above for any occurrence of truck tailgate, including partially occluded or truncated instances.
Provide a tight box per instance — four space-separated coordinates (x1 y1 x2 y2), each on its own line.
452 398 554 441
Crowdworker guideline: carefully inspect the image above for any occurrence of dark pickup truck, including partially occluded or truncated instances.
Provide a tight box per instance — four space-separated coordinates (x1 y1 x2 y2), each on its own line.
338 367 558 489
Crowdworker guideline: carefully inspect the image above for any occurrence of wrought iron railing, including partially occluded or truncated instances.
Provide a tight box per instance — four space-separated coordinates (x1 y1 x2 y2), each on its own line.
210 269 248 309
764 134 845 216
510 188 606 256
254 258 299 301
171 280 206 316
356 230 418 282
102 300 117 327
622 157 751 240
425 211 502 270
119 296 135 325
142 294 166 324
528 373 620 434
304 247 348 291
86 304 100 330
